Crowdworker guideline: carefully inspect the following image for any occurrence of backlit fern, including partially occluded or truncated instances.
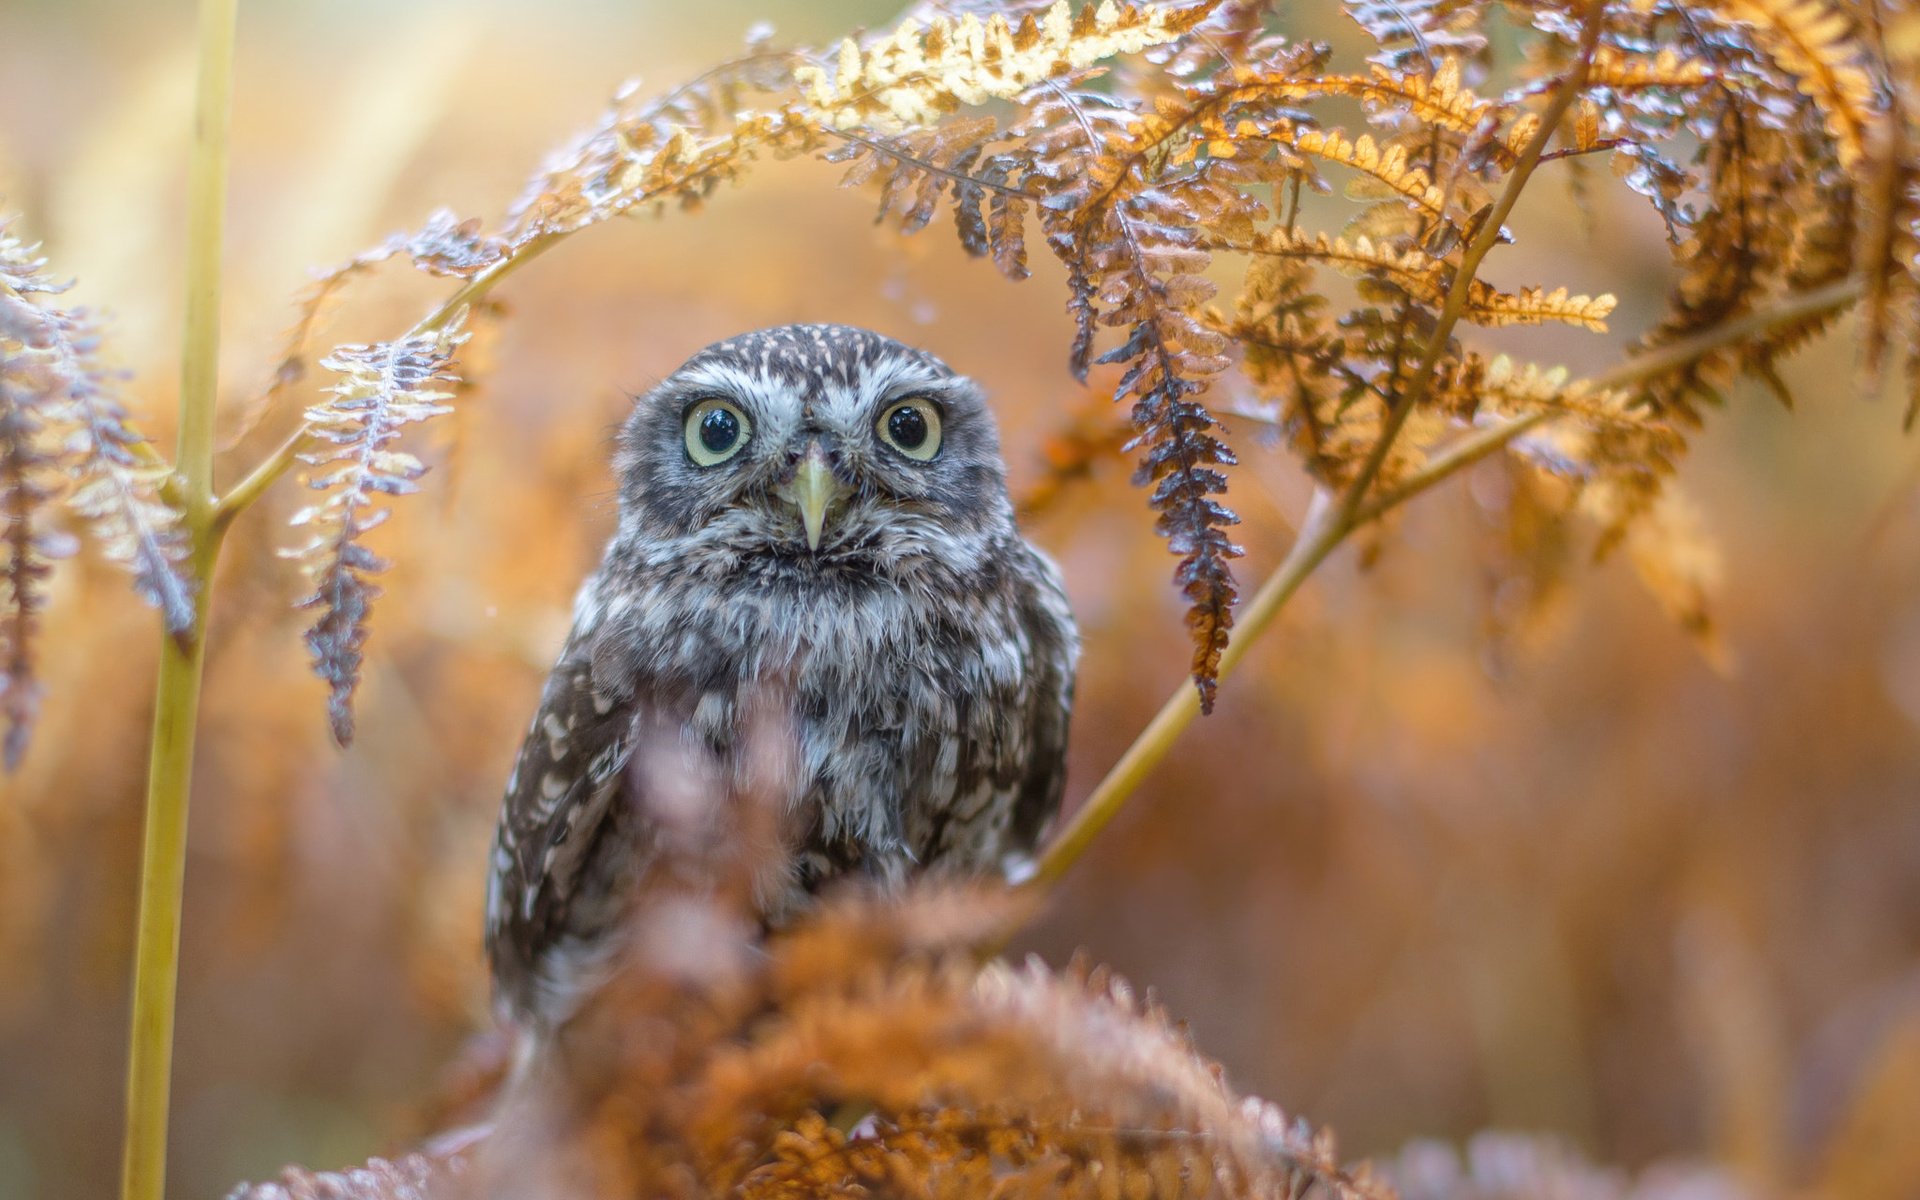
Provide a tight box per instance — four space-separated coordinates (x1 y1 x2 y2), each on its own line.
7 0 1920 1194
229 0 1916 725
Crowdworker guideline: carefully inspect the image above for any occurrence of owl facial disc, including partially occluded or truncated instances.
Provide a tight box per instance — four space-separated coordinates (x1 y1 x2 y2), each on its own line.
777 441 853 551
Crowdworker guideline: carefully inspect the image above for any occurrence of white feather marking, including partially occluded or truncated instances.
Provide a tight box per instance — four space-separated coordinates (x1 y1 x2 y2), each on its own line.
543 712 570 759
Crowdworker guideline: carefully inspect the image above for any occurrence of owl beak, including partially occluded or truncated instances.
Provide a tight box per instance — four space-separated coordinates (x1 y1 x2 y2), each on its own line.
785 443 850 552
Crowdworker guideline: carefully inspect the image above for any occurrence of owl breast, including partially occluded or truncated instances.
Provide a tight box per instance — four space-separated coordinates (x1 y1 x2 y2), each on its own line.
586 535 1059 913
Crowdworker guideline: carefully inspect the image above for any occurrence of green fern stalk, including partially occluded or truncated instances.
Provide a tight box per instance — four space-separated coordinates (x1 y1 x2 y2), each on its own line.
121 0 239 1197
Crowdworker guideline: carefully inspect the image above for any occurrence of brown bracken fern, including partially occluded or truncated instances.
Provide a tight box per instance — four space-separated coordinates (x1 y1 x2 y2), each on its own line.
232 885 1406 1200
225 0 1916 732
240 0 1222 735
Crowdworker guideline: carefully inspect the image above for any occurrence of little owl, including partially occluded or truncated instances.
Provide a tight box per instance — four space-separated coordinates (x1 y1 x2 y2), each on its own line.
485 324 1078 1025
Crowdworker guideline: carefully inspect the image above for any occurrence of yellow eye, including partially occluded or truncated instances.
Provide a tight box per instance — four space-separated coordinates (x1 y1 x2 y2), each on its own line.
684 399 752 466
876 398 942 461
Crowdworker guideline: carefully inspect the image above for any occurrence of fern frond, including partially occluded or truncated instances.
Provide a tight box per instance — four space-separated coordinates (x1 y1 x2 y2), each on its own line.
508 46 805 240
1587 45 1716 91
1484 357 1685 552
1227 251 1356 472
1466 284 1618 331
1 222 192 636
826 117 1028 257
694 901 1400 1200
238 208 502 447
227 1155 456 1200
1852 112 1917 398
795 1 1216 130
1629 70 1824 420
389 208 510 278
1598 481 1728 668
1345 0 1487 74
1610 142 1694 242
1141 0 1292 81
0 214 191 768
1276 62 1503 148
1713 0 1878 169
0 366 62 773
51 316 196 635
1016 73 1250 708
1475 355 1670 435
1283 127 1449 218
1227 226 1449 303
0 218 65 297
286 321 466 745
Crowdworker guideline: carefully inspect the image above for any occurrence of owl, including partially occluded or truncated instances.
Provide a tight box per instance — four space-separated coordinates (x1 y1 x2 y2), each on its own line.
485 324 1078 1026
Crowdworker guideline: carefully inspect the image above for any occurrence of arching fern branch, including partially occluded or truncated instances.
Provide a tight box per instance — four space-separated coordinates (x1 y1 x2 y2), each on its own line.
219 1 1220 736
285 321 466 746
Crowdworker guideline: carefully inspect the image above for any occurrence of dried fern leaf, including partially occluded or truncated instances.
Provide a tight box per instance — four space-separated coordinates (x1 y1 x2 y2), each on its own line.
0 219 64 297
1282 127 1449 219
1465 284 1617 332
1596 481 1730 671
226 1154 460 1200
508 45 805 240
1345 0 1487 74
0 376 62 773
1712 0 1877 169
1 220 192 634
1229 226 1448 303
1019 72 1249 708
1142 0 1292 81
826 117 1018 247
1587 45 1716 92
53 330 196 635
1272 62 1503 150
700 920 1397 1200
0 214 192 768
286 321 466 745
236 208 505 454
1852 113 1916 395
795 1 1217 130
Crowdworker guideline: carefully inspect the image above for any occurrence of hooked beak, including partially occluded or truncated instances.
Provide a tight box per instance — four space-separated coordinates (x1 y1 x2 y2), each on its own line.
781 442 851 552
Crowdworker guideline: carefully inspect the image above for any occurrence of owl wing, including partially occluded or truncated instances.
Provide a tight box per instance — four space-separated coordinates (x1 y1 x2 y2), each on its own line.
1004 542 1079 855
484 622 646 1022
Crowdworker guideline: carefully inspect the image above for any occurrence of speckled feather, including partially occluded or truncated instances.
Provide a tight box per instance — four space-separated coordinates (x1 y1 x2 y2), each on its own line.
485 325 1077 1024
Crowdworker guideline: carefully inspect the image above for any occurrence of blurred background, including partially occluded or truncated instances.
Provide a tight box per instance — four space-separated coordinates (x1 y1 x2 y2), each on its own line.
2 1 1919 1198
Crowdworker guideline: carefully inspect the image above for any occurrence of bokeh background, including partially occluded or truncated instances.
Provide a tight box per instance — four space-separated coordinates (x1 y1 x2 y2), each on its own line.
3 1 1919 1198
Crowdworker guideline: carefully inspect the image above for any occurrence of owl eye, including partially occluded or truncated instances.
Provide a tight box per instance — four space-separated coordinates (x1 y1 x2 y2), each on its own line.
684 398 752 466
877 398 942 461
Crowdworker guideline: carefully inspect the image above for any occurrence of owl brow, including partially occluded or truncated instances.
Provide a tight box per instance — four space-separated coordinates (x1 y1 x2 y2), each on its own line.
875 378 962 411
672 361 771 404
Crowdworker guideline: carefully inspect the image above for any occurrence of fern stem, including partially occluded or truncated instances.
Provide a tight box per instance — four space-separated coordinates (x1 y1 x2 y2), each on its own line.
1033 487 1337 885
1338 0 1607 533
213 236 558 529
122 0 237 1197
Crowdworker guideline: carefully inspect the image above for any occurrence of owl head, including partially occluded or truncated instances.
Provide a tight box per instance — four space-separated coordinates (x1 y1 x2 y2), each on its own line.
614 324 1016 566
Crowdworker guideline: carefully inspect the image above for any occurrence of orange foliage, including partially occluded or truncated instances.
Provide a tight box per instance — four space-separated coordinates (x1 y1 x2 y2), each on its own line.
3 1 1920 1198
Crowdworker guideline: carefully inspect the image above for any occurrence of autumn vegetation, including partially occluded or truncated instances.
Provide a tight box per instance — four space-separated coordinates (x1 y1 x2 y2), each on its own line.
3 0 1920 1198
